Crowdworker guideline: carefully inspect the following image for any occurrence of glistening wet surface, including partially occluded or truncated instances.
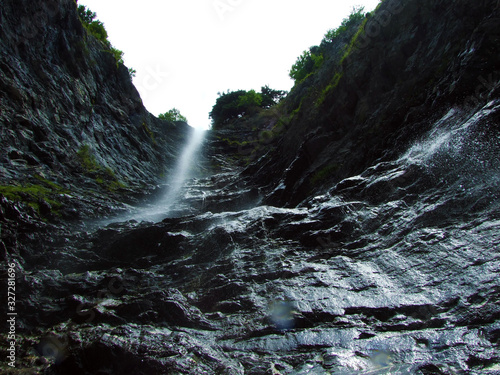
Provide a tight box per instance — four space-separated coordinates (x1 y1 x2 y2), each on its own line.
19 103 500 374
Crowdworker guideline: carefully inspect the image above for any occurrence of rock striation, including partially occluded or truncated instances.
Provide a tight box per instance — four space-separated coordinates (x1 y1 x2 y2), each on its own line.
247 0 500 207
1 0 500 374
0 0 191 220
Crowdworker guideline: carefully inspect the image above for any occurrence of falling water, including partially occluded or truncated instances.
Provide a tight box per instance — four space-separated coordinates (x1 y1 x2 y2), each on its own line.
103 126 206 224
29 103 500 374
154 126 206 216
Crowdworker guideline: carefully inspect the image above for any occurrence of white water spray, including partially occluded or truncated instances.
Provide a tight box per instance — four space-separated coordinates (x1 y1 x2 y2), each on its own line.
102 126 206 225
155 126 206 214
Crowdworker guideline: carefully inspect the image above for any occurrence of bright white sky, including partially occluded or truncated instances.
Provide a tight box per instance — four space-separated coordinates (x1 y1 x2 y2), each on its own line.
79 0 381 129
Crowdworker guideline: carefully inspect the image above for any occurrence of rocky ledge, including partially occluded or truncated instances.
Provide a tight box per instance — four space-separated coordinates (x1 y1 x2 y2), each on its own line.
1 0 500 374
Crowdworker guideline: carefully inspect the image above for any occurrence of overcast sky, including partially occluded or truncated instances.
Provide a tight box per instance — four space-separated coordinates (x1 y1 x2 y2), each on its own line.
78 0 381 129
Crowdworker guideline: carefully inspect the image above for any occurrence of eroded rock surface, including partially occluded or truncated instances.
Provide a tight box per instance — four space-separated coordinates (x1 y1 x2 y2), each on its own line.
0 0 190 220
6 102 499 374
1 0 500 374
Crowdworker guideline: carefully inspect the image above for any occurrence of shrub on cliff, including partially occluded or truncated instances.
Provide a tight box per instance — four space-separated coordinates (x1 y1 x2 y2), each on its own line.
209 86 286 129
289 46 324 83
77 4 124 65
289 6 365 83
323 6 365 42
158 108 188 123
77 5 107 44
261 85 287 108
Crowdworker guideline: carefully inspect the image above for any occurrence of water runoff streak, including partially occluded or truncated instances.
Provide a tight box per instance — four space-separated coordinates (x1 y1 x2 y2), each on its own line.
105 126 206 224
156 126 206 215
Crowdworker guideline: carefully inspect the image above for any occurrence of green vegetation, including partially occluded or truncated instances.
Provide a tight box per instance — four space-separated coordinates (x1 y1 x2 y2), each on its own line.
310 164 339 186
142 121 157 144
207 5 374 165
77 4 125 66
0 176 69 217
214 104 288 165
340 17 370 65
316 71 344 107
289 6 366 84
34 175 66 192
158 108 188 123
289 46 324 82
323 6 366 42
109 47 124 65
260 86 287 108
238 89 263 109
77 144 101 172
77 145 126 191
210 86 286 128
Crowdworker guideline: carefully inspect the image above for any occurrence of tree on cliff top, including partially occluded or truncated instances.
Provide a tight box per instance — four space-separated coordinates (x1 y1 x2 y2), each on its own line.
77 4 124 65
159 108 188 123
289 6 365 83
209 86 286 129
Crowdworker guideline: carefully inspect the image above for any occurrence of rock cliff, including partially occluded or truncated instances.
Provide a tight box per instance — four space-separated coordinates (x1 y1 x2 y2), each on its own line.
1 0 500 374
244 0 500 207
0 0 190 220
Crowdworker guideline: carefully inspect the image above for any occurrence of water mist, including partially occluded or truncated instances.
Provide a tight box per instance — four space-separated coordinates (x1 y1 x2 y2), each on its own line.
155 126 206 216
103 126 206 225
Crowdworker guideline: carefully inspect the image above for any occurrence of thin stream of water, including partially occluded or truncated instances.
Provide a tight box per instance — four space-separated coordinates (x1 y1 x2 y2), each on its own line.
99 127 206 226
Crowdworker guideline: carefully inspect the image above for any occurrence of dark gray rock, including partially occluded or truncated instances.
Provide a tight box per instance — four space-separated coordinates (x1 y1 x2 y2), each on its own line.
251 0 500 207
0 0 191 220
1 0 500 374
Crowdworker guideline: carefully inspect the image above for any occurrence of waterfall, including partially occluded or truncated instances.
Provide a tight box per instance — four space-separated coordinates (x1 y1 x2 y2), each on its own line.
155 126 206 214
103 126 206 225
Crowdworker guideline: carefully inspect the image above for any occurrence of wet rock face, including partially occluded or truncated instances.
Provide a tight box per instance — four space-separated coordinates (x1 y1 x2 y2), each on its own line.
252 0 500 207
0 0 189 218
10 101 500 374
2 0 500 374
